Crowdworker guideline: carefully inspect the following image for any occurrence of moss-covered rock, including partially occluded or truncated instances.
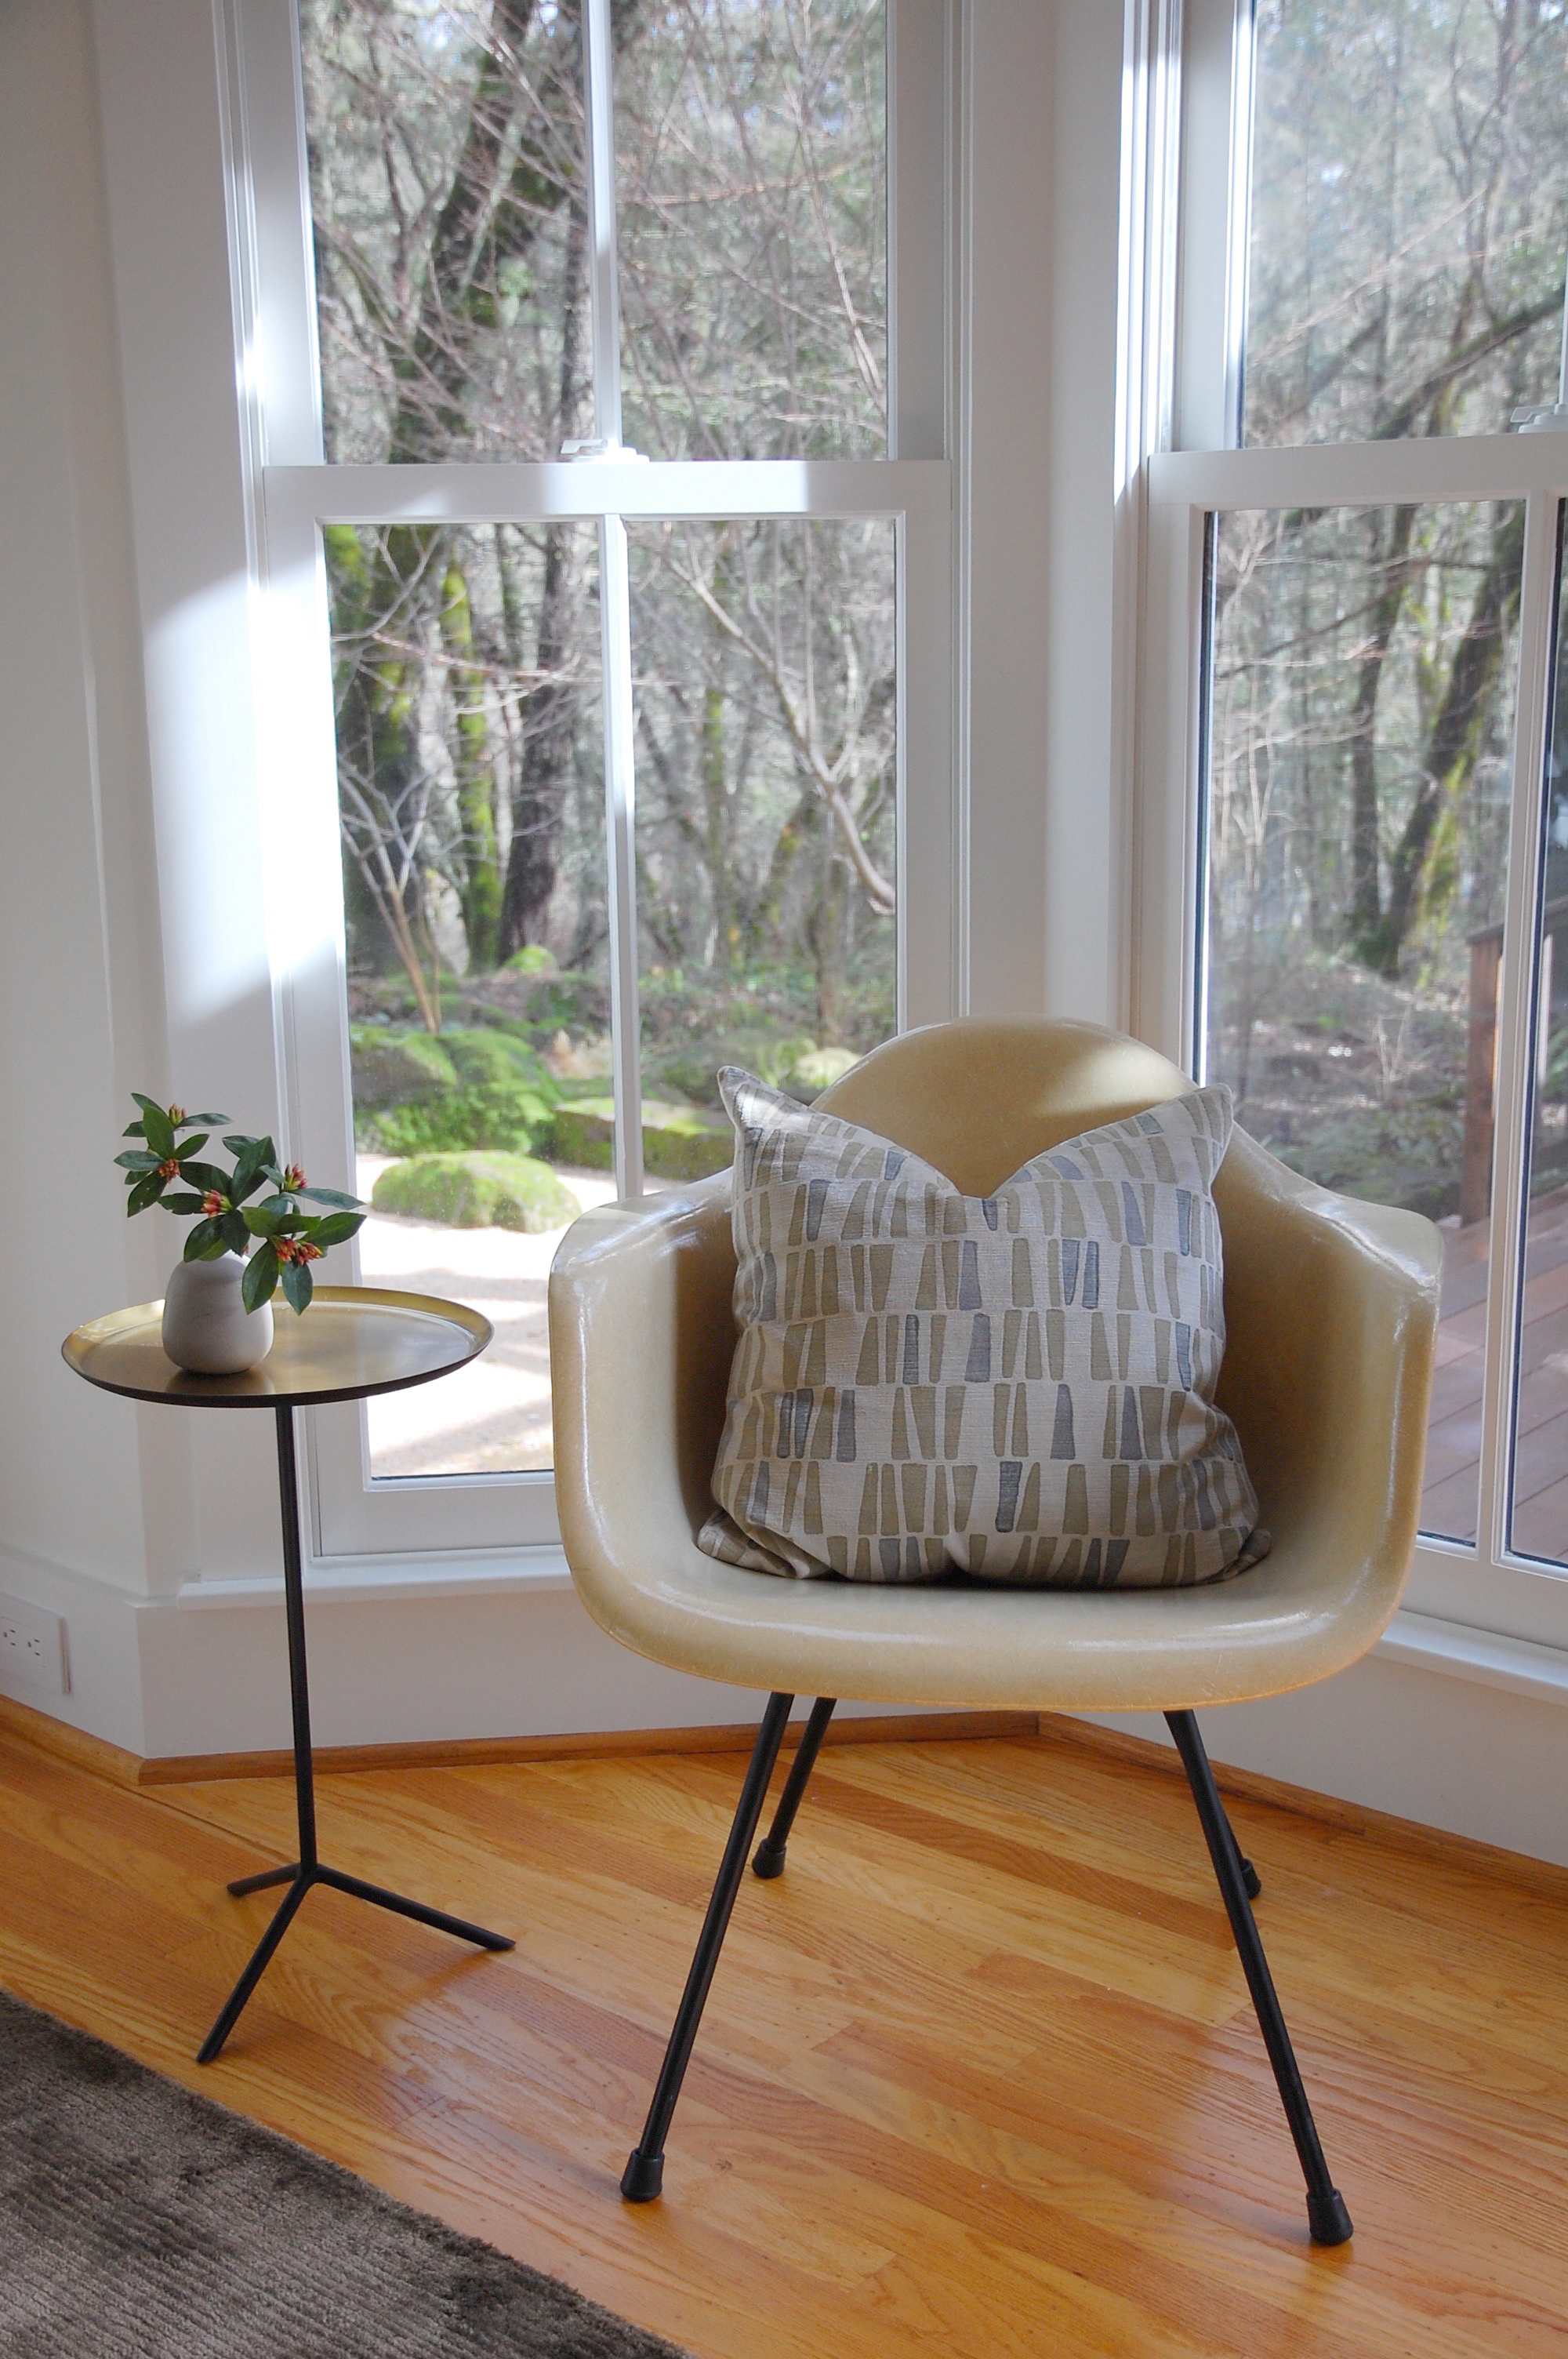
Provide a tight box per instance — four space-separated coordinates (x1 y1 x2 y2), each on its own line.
350 1027 457 1109
372 1152 579 1232
443 1030 554 1092
549 1097 733 1180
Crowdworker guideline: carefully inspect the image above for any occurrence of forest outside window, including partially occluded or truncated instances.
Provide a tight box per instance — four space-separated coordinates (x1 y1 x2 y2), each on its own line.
242 0 947 1536
1149 0 1568 1597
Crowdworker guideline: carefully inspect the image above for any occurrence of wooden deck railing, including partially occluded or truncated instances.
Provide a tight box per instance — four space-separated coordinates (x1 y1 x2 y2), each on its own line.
1463 896 1566 1225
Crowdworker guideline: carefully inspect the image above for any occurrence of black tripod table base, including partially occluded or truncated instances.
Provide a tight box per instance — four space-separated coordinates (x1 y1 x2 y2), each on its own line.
198 1862 514 2066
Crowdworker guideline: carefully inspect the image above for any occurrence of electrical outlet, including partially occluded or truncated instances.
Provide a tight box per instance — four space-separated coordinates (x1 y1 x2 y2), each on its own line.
0 1594 69 1696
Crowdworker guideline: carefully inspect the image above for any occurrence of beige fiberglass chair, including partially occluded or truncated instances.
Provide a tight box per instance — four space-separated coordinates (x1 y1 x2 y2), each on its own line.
549 1019 1442 2245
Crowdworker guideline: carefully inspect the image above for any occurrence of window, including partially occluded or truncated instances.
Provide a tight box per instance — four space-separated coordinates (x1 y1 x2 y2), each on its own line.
238 0 952 1558
1142 0 1568 1627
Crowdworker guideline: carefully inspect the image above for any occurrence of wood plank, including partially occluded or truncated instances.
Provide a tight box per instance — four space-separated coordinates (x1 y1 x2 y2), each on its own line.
3 1720 1567 2357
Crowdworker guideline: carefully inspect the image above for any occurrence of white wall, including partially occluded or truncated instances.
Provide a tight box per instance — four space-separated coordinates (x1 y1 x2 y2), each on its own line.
0 0 171 1755
5 0 1568 1873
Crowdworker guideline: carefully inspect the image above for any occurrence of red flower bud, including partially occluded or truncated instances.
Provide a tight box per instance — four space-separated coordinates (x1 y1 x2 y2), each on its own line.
157 1158 180 1182
277 1236 324 1267
168 1106 186 1126
201 1190 225 1216
281 1164 307 1193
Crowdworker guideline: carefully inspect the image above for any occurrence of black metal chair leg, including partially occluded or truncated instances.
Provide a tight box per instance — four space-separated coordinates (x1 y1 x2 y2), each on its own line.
753 1697 837 1878
622 1692 795 2202
1166 1711 1352 2245
1223 1812 1262 1900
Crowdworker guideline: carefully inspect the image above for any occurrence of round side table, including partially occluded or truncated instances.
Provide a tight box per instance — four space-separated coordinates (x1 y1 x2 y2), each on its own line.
63 1285 515 2063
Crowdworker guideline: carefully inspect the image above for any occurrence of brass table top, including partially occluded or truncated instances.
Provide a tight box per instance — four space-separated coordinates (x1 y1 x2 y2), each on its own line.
61 1286 492 1409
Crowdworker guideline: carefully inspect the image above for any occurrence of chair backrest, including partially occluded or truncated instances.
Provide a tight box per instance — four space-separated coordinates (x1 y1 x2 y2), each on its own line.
817 1018 1192 1196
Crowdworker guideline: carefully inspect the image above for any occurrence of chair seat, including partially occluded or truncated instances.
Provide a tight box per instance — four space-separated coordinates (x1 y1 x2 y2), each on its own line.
555 1507 1416 1714
549 1020 1442 1719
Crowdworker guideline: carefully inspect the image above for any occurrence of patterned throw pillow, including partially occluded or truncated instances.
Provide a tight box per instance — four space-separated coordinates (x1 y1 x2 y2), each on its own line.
698 1070 1267 1588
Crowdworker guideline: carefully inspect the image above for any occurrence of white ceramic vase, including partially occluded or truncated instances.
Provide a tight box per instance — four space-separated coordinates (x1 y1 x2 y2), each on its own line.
162 1253 274 1375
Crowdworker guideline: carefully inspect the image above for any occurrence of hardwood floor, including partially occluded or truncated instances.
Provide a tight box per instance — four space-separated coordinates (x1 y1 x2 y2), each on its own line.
2 1711 1566 2357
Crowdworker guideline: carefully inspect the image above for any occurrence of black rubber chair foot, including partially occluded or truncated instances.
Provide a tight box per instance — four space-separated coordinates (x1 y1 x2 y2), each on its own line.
1307 2189 1353 2245
1240 1859 1262 1900
621 2150 664 2203
751 1841 786 1880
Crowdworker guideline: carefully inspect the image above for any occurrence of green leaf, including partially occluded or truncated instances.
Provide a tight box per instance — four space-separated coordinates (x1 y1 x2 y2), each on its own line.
297 1185 363 1209
280 1259 313 1314
184 1111 229 1127
141 1105 176 1159
162 1191 208 1215
241 1205 283 1238
241 1243 278 1313
229 1146 267 1200
179 1161 229 1198
303 1210 364 1249
115 1150 161 1173
122 1121 146 1140
131 1092 165 1116
172 1132 209 1162
126 1172 168 1215
218 1210 250 1256
182 1217 225 1261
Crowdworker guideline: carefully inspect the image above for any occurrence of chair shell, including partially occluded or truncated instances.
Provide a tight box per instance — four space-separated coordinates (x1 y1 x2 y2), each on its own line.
549 1018 1443 1718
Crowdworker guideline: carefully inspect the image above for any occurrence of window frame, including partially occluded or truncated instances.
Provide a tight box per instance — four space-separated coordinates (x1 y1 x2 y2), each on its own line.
1137 0 1568 1645
224 0 956 1562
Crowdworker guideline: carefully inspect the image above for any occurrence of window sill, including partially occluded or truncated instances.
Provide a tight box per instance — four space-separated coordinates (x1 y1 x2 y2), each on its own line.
1377 1608 1568 1708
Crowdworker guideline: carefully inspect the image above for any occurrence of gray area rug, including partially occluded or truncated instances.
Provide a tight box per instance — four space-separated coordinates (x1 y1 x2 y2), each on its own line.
0 1989 689 2358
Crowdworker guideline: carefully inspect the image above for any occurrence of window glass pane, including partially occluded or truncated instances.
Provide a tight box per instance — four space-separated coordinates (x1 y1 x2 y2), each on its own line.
1510 506 1568 1564
615 2 887 459
629 518 896 1151
299 1 588 463
1201 501 1525 1544
325 521 608 1476
1243 2 1568 445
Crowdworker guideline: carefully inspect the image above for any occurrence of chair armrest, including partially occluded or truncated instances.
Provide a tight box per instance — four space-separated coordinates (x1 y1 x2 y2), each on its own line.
549 1175 737 1636
1214 1127 1443 1646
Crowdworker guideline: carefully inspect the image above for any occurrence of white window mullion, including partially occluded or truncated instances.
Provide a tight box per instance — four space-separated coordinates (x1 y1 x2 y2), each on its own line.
580 0 642 1198
598 513 644 1199
582 0 625 449
1478 491 1560 1568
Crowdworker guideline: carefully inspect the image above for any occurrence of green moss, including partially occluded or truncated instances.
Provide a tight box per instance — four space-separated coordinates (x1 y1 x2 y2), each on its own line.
360 1079 555 1158
549 1097 733 1180
443 1031 554 1092
790 1045 860 1092
371 1152 579 1232
350 1027 457 1109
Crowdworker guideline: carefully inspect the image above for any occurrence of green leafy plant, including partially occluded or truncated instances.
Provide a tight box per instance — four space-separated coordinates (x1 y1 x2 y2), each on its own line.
115 1094 366 1314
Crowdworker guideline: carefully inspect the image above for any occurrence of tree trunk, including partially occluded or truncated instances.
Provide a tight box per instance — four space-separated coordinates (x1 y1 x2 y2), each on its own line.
1363 503 1524 976
1349 503 1417 958
438 558 503 970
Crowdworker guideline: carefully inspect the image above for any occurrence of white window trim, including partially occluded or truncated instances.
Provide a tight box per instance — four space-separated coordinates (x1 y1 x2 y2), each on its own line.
1134 0 1568 1650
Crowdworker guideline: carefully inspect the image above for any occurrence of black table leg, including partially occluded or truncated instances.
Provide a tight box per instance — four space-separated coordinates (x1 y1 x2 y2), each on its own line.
198 1402 513 2065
